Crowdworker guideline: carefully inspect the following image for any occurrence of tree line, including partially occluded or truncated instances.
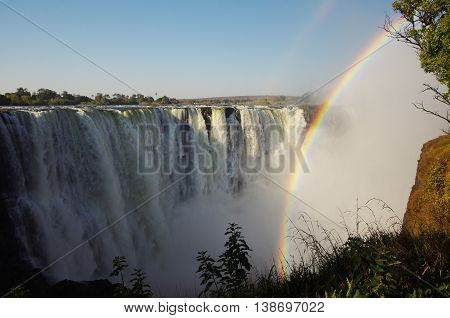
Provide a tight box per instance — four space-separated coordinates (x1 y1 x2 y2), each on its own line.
0 88 179 106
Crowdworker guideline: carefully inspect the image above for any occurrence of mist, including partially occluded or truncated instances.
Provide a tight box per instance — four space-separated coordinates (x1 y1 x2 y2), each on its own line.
289 41 443 237
0 38 444 298
150 41 445 295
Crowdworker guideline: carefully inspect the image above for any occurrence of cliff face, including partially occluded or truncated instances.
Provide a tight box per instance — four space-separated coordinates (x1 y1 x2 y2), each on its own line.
403 135 450 235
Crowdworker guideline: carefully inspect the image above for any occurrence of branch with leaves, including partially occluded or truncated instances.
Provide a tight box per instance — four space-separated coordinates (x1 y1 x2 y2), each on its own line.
110 256 152 297
196 223 253 297
384 0 449 128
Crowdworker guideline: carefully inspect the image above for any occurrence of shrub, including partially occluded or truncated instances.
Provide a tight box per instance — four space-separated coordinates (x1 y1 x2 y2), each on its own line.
196 223 252 296
110 256 152 297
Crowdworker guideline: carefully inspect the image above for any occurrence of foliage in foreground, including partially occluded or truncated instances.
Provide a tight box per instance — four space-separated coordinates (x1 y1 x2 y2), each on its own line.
196 223 253 296
110 256 152 297
249 231 448 298
197 204 449 298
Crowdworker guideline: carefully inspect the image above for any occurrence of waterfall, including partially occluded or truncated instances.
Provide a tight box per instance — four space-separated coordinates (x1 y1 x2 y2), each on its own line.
0 106 306 289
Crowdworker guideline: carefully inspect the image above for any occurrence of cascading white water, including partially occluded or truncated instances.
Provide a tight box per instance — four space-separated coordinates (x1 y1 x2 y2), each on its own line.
0 106 306 291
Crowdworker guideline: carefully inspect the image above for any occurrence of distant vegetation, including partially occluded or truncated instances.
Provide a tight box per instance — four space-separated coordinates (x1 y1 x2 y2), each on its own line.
180 95 302 106
0 87 179 106
0 88 323 111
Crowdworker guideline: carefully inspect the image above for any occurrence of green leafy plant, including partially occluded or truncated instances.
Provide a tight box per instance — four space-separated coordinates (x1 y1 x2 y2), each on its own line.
201 200 449 298
110 256 152 297
196 223 252 296
110 256 128 286
130 269 152 298
218 223 252 293
196 251 222 296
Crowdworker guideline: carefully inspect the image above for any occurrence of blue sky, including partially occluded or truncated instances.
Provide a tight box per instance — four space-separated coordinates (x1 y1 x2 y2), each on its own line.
0 0 399 98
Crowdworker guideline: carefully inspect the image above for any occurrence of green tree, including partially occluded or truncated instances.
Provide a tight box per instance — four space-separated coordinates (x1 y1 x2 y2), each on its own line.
36 88 58 105
0 94 10 106
111 93 129 105
48 97 63 105
385 0 449 126
15 87 30 97
155 96 171 105
60 91 76 105
73 94 92 105
128 94 138 105
94 93 111 105
139 96 154 106
169 97 180 105
6 87 31 105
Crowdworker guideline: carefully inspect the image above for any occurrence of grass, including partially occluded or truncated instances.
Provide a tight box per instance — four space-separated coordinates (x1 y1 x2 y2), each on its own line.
221 199 449 298
244 231 448 297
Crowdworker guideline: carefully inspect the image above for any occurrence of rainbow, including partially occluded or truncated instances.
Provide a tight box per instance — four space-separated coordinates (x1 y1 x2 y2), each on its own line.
276 18 406 272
